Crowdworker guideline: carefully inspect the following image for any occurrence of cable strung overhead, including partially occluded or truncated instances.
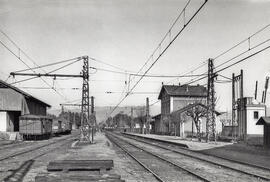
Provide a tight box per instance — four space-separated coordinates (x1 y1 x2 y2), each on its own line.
0 29 69 100
89 66 207 78
109 0 209 116
182 23 270 86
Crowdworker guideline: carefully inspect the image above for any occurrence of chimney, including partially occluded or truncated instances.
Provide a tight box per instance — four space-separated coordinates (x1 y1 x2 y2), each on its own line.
162 82 164 85
186 85 189 92
179 82 181 86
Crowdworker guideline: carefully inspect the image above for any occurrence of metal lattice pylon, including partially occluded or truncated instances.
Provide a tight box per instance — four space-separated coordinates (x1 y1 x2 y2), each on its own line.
80 56 90 141
206 58 216 142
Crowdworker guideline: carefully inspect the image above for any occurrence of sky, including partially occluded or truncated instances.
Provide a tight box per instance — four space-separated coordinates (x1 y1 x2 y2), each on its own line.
0 0 270 116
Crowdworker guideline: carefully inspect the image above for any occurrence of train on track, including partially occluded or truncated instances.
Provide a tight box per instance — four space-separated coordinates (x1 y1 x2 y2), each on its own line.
19 115 72 140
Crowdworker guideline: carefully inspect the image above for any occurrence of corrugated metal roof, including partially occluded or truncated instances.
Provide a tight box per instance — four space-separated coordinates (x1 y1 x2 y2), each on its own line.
0 79 51 107
158 84 207 99
256 117 270 125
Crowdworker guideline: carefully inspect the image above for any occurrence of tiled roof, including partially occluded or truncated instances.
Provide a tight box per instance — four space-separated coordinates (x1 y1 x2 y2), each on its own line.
171 103 221 116
158 84 207 99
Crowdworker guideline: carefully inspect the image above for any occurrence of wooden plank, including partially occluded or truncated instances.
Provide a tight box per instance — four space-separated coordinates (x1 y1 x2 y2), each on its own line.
47 160 114 171
35 173 124 182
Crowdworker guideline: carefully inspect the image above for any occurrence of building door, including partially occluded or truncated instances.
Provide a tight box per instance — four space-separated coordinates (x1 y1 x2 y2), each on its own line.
0 112 7 131
13 111 21 132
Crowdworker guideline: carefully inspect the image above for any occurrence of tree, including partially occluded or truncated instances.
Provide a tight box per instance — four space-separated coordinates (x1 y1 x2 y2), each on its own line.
112 113 132 129
105 117 113 127
186 104 208 142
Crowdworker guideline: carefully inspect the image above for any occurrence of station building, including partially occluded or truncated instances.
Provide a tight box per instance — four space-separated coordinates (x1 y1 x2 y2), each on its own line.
0 80 50 133
151 84 223 137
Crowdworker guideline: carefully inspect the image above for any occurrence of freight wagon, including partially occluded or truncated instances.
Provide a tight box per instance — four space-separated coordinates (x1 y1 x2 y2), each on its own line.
19 115 53 140
52 117 72 135
52 119 63 136
59 117 72 135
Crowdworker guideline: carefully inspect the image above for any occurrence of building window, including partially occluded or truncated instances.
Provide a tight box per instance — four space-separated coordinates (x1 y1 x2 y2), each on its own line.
254 111 259 119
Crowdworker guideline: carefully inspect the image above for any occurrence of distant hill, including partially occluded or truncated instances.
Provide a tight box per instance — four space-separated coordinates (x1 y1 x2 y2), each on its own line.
48 105 160 123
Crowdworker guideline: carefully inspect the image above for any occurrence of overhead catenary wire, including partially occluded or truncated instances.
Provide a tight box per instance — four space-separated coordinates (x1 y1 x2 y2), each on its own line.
182 31 270 86
0 29 74 101
0 38 68 101
109 0 208 116
89 56 133 73
184 44 270 86
130 0 192 83
180 23 270 86
89 66 207 78
12 56 83 73
213 23 270 61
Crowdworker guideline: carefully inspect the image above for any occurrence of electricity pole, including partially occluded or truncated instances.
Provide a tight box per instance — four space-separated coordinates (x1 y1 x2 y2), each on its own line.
10 56 92 142
146 97 150 134
90 96 95 142
206 58 216 142
80 56 91 141
131 107 134 132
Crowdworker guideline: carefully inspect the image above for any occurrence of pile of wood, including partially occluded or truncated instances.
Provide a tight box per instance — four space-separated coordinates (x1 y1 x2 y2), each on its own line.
35 160 125 182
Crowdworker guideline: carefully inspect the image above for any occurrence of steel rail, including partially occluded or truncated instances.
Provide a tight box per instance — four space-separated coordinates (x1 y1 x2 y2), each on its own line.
122 132 270 171
0 134 78 162
106 134 165 182
106 132 211 182
2 136 77 182
121 132 270 181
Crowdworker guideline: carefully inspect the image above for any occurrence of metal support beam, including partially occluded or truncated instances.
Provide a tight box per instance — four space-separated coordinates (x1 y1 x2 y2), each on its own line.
146 97 150 134
232 73 236 139
90 96 95 142
255 81 258 100
80 56 91 141
206 58 216 142
10 72 82 78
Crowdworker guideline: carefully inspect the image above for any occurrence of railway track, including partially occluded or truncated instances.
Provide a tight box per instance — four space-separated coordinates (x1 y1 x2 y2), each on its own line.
0 133 78 162
106 133 210 182
108 132 270 182
0 141 39 152
122 132 270 171
0 132 79 181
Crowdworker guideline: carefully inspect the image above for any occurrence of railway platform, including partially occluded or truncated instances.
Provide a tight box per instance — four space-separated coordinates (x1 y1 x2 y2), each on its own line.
123 132 233 150
25 132 156 182
123 132 270 169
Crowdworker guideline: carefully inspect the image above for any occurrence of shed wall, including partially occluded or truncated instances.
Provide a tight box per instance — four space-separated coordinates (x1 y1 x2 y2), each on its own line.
0 111 7 131
0 89 22 111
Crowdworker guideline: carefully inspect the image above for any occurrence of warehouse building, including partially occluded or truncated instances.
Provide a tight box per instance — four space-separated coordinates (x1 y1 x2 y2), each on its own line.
0 80 50 132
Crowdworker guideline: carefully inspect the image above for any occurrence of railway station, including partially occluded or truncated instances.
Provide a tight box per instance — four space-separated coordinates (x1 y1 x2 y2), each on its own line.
0 0 270 181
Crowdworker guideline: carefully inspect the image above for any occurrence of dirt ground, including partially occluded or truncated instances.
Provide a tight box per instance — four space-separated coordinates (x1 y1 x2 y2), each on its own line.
23 132 156 182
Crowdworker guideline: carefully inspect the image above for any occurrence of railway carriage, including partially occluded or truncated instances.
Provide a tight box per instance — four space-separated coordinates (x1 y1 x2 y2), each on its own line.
52 119 63 136
19 115 53 140
52 117 72 135
60 117 72 135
